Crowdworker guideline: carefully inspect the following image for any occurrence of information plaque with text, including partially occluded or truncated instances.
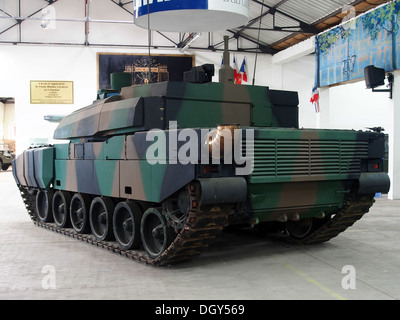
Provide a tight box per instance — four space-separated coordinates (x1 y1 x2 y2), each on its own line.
30 81 74 104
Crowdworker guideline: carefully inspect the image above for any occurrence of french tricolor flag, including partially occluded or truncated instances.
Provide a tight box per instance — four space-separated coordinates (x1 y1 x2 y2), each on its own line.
310 86 320 113
233 56 242 84
240 57 248 83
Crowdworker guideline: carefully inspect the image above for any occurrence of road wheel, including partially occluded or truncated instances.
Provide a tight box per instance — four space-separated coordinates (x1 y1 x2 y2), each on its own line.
286 218 315 240
141 208 174 259
70 193 91 234
89 197 115 241
36 190 54 223
52 191 71 228
113 201 143 250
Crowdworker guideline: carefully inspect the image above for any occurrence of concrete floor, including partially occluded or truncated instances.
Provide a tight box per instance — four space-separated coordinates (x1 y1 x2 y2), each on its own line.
1 170 399 300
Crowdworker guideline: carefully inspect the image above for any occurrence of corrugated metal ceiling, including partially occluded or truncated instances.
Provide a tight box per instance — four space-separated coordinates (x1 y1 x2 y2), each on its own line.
238 0 391 53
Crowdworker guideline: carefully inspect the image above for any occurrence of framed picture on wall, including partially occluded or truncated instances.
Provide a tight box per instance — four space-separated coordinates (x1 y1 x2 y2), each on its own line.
97 53 195 90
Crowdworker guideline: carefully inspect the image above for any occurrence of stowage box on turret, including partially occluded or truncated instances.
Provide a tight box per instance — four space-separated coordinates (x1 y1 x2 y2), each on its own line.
13 56 390 266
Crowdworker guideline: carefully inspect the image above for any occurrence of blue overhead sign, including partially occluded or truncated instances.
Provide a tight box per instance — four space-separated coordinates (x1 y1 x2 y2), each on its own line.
134 0 249 32
135 0 209 18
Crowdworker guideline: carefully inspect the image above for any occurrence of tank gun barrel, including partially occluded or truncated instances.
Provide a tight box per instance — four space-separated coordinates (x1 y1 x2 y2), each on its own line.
44 115 66 123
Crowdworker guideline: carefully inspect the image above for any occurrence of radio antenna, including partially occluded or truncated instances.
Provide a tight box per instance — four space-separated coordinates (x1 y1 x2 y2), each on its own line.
252 0 264 86
147 1 152 84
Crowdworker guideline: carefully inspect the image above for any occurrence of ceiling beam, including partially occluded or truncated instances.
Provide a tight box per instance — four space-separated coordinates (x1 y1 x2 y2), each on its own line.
227 29 277 54
226 0 290 55
110 0 133 15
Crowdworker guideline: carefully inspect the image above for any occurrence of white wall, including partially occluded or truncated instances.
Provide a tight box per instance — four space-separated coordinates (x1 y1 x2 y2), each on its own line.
281 54 316 129
0 45 98 153
319 81 392 131
279 52 393 133
3 102 15 140
0 101 15 140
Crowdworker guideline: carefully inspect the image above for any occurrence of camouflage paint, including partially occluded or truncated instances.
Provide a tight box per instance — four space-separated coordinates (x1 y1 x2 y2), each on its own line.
12 147 54 190
54 96 144 140
46 131 195 203
124 82 273 129
248 180 349 222
246 128 372 222
33 147 54 189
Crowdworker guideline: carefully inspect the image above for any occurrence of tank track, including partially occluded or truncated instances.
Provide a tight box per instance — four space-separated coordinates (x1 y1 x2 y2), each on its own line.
18 186 375 264
287 191 375 245
18 184 234 267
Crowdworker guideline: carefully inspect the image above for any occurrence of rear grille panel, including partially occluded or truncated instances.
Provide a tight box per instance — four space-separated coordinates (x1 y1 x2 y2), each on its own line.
250 139 369 180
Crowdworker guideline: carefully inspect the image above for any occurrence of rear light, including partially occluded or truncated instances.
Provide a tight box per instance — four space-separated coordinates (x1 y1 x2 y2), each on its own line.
202 165 219 175
368 159 383 172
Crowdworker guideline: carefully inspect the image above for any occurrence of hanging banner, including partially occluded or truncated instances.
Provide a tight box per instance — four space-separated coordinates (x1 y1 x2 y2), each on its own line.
134 0 249 32
316 0 400 87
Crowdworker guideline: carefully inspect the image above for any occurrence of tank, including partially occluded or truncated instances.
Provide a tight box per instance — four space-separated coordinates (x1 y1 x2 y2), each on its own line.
0 142 15 171
12 44 390 266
